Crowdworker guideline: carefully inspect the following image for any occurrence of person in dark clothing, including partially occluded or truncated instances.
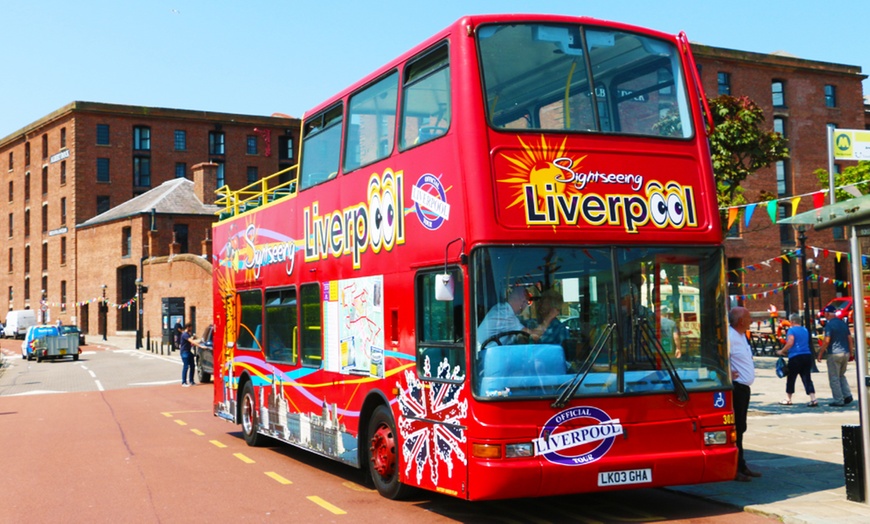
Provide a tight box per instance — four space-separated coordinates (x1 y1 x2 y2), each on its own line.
179 323 203 387
818 305 854 406
173 322 183 351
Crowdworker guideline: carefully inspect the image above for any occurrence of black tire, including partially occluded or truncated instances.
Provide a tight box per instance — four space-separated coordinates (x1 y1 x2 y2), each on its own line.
240 381 265 447
36 352 43 363
196 364 211 384
367 405 411 499
73 354 79 361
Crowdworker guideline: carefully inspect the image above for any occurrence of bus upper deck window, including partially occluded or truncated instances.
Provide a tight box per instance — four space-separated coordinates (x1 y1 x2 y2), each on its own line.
344 72 398 173
400 44 450 150
299 104 343 190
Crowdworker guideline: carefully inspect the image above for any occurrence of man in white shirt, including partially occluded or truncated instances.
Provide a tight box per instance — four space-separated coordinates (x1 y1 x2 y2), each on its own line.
477 287 541 346
729 306 761 482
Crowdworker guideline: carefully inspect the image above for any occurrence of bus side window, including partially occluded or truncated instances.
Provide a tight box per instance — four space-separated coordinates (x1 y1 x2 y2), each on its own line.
299 283 323 368
299 104 343 190
344 72 399 173
400 44 450 150
265 288 297 364
236 289 263 351
416 268 465 382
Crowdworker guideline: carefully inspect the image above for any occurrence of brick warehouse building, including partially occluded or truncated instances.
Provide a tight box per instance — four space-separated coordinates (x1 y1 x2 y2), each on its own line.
0 101 300 336
692 46 867 325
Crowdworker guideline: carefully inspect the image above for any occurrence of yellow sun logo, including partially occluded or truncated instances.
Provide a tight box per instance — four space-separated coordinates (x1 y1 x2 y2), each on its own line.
498 135 585 209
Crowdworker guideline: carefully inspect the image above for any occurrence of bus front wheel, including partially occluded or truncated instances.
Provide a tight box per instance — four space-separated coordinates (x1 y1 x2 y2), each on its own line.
367 405 410 499
241 381 265 447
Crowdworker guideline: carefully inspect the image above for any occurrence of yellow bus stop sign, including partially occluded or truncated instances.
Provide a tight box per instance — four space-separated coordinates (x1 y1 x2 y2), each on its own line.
834 129 870 160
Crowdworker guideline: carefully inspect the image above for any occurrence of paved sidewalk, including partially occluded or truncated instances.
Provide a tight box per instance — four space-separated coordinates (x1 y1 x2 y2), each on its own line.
104 335 870 522
670 355 870 524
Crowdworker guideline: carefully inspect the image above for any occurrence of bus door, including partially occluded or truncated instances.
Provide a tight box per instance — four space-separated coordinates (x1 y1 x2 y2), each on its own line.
404 269 469 496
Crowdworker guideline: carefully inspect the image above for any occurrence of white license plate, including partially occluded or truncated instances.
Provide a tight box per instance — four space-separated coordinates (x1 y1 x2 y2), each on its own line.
597 468 652 487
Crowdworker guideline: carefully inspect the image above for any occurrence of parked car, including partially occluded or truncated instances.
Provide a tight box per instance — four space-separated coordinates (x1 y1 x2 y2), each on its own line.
195 324 214 383
21 325 60 361
817 296 870 326
59 325 86 346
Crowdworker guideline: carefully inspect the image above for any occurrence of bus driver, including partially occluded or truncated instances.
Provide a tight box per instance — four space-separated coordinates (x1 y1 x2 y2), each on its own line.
477 287 543 346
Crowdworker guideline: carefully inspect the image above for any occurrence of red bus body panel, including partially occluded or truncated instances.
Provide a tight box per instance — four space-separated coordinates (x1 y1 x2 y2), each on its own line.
211 14 735 501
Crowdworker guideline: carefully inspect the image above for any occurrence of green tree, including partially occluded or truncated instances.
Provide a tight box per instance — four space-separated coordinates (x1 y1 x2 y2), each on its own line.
814 161 870 201
708 95 789 227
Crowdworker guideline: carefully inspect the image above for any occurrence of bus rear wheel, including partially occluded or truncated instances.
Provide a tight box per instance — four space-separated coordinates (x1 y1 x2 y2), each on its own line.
367 405 410 499
240 381 265 447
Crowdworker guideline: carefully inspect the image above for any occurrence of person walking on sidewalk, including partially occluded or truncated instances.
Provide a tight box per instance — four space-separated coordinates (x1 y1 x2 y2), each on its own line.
729 306 762 482
776 313 818 407
818 305 854 406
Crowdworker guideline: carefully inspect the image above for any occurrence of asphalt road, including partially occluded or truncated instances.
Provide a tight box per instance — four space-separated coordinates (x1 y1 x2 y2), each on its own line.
0 340 776 523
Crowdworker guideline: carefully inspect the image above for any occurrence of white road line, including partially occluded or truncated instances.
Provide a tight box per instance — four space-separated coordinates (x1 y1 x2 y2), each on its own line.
95 380 104 391
6 390 64 396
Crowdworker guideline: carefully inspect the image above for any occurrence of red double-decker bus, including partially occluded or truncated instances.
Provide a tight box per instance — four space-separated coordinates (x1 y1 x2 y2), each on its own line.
211 14 735 501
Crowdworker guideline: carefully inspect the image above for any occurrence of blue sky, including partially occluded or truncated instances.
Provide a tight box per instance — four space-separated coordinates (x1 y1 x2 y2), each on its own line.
1 0 867 139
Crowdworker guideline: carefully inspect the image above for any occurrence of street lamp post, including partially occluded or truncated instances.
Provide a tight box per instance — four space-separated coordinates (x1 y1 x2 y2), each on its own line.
101 284 107 341
40 289 47 325
806 258 816 333
135 278 144 350
797 227 812 333
807 258 822 335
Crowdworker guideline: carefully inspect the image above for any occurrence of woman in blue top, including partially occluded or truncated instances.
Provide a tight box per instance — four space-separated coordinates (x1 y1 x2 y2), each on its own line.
776 313 818 406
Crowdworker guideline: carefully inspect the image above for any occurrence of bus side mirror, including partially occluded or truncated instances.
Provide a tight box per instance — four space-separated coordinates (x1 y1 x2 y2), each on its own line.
435 274 454 301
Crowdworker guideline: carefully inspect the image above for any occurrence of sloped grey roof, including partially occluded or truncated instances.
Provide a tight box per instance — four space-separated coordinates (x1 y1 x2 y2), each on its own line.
77 178 219 229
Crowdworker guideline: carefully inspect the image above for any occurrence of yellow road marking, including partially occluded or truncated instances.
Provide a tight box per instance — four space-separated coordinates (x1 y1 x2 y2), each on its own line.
174 419 188 426
161 410 210 417
342 481 374 493
191 429 205 436
210 440 227 448
265 472 292 485
307 496 346 515
234 453 255 464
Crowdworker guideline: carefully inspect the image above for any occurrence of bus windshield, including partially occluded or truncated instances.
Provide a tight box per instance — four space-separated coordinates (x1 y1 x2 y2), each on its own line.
478 23 692 137
472 245 727 400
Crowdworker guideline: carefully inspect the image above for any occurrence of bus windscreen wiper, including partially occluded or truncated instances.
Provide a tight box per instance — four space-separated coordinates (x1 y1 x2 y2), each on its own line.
552 323 615 408
634 317 689 402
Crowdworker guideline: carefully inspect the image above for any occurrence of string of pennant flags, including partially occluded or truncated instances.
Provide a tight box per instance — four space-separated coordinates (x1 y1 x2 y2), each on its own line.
730 245 857 275
727 244 863 301
39 295 139 312
720 180 869 230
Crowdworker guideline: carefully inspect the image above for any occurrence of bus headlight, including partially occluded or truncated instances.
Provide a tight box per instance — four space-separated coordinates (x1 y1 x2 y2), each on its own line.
704 431 728 445
505 442 534 458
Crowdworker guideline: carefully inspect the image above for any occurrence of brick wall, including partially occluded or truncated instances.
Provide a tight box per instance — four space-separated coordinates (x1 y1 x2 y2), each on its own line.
694 45 865 321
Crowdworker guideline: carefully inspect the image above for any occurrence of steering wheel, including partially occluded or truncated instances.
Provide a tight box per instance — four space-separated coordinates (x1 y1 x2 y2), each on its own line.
480 330 531 349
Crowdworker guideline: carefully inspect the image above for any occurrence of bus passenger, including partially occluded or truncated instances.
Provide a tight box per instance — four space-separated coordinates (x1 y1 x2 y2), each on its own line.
536 290 570 345
477 287 542 346
660 306 681 358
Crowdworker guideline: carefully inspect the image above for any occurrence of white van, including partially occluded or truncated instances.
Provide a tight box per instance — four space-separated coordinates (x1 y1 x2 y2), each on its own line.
3 309 37 339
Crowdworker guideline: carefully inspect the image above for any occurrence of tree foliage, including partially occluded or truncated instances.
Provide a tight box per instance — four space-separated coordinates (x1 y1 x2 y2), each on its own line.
814 161 870 202
708 95 789 212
